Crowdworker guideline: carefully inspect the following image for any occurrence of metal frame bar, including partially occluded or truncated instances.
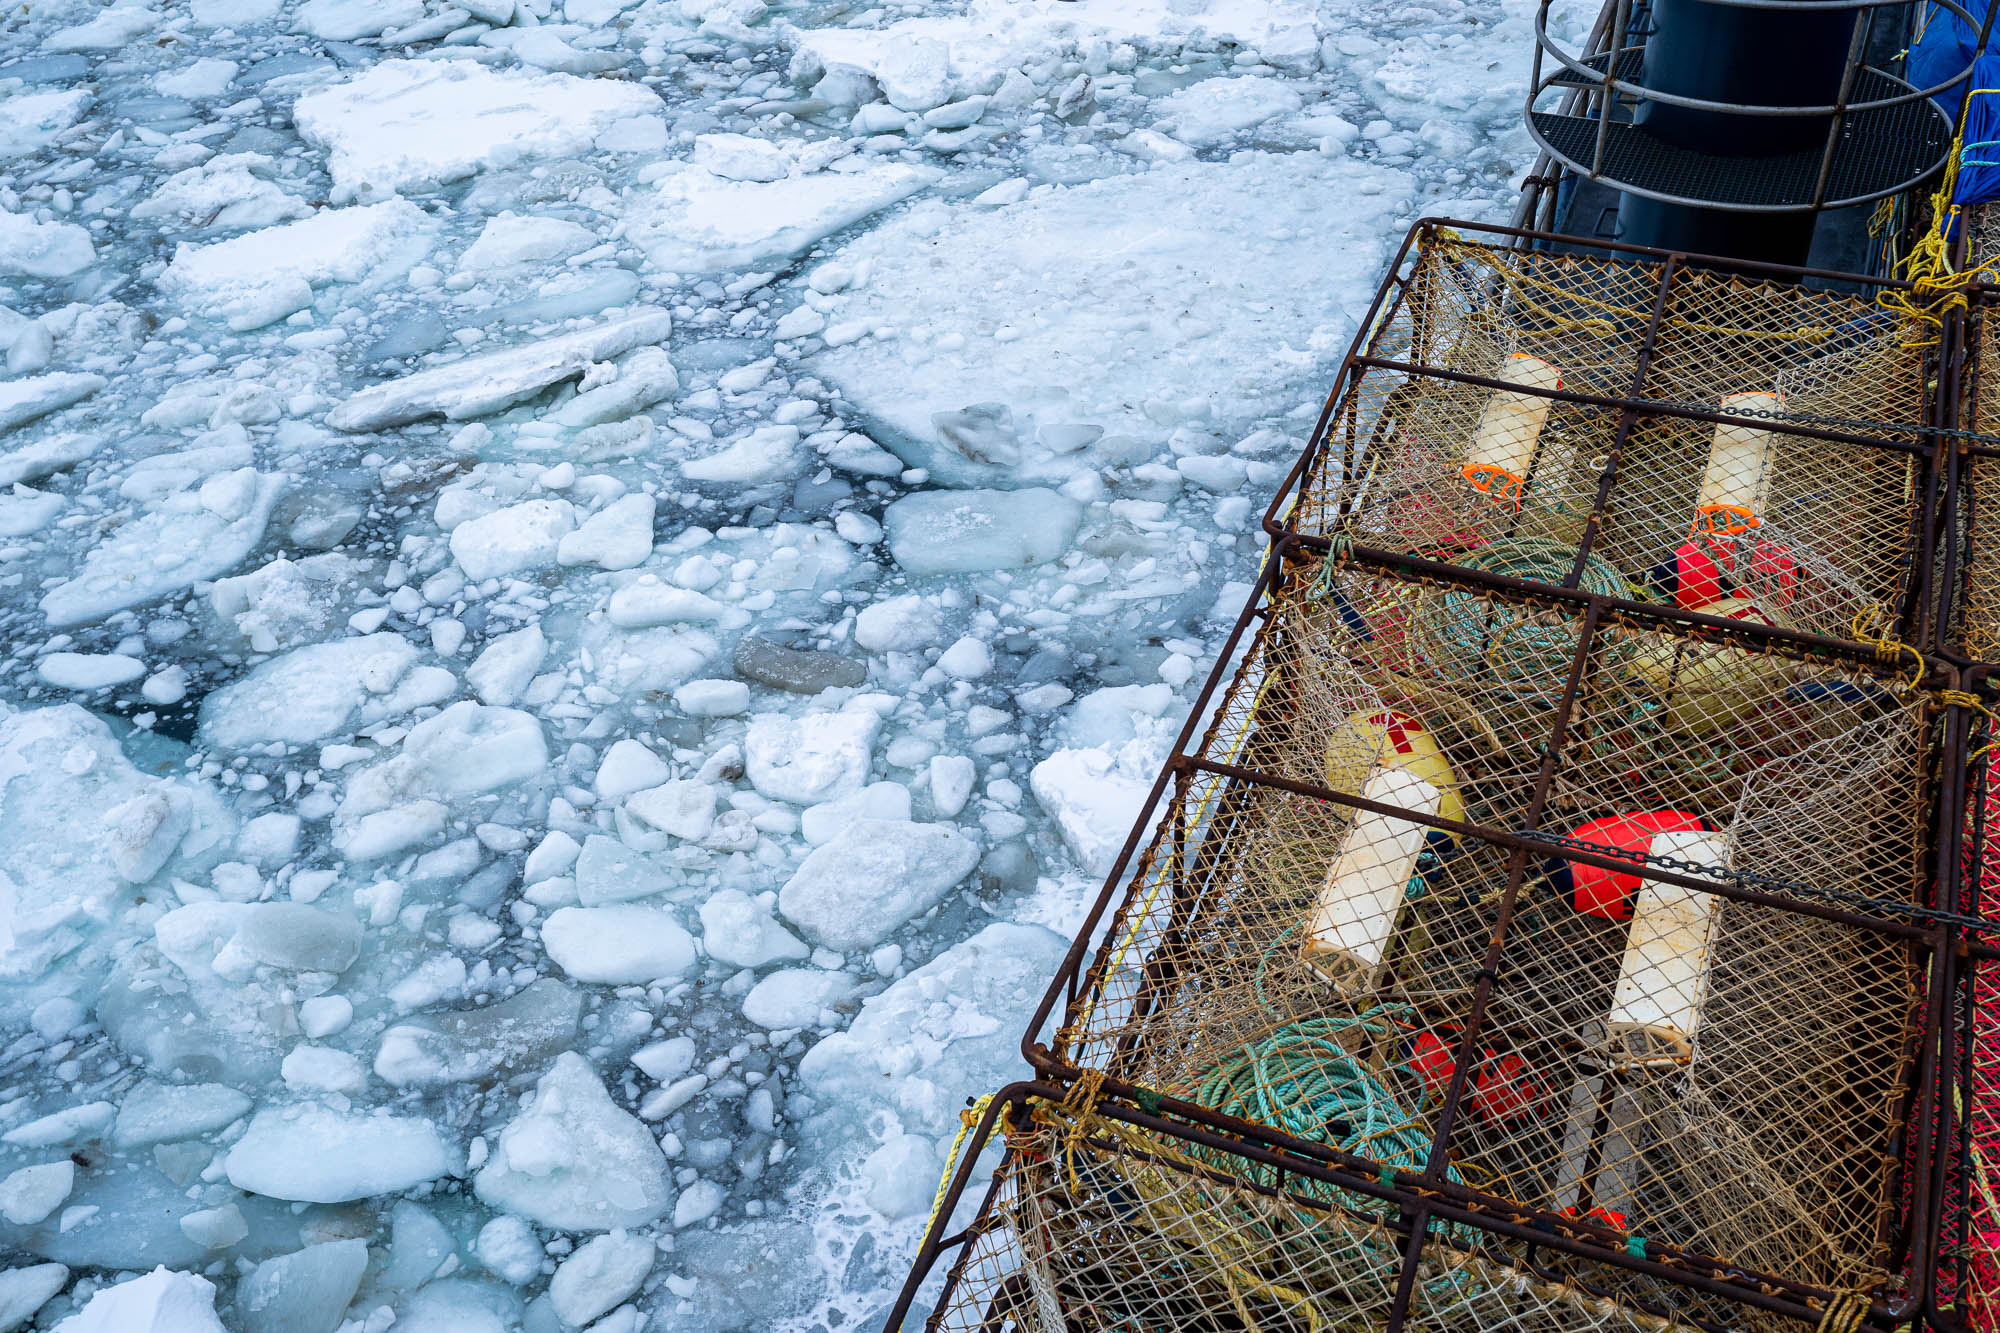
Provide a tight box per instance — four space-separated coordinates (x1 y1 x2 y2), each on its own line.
1008 543 1952 1321
883 1081 1924 1332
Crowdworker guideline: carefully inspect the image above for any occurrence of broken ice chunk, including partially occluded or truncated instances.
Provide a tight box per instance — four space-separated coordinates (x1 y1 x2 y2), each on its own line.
700 888 809 969
110 1082 252 1151
293 60 666 203
326 312 673 432
625 164 936 273
0 209 93 280
548 1233 654 1328
49 1268 226 1333
234 1239 367 1333
473 1052 672 1230
742 968 857 1029
777 817 979 950
373 978 581 1088
557 492 655 570
0 373 105 437
41 471 286 627
883 488 1083 575
542 906 697 984
744 705 881 805
449 498 576 581
798 922 1066 1140
198 634 421 749
158 201 433 319
225 1105 458 1202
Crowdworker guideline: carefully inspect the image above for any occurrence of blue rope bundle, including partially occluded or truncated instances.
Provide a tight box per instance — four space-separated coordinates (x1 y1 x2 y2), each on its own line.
1415 538 1628 696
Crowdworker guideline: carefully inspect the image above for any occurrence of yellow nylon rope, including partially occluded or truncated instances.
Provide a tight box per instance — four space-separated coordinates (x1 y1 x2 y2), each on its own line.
1432 238 1845 343
918 1092 995 1243
1878 81 2000 345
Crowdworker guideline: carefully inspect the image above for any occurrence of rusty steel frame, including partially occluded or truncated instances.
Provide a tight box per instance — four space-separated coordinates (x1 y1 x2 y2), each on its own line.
1006 545 1958 1329
883 218 1984 1333
1260 218 1952 659
883 1081 1924 1333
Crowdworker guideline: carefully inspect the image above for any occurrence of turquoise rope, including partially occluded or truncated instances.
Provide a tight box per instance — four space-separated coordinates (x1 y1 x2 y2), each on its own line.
1417 538 1628 694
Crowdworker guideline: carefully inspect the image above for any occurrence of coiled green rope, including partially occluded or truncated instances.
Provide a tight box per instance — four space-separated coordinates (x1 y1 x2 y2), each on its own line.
1415 537 1628 694
1194 1015 1455 1190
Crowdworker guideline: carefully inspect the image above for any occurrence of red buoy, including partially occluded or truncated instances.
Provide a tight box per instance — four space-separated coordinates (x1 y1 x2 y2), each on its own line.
1565 810 1707 920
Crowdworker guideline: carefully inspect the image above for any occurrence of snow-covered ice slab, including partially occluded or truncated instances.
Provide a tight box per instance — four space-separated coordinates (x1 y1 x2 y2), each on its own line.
158 201 433 322
41 471 286 627
799 922 1067 1142
0 88 91 162
792 0 1323 103
0 373 104 437
0 707 230 978
626 163 937 274
225 1104 458 1202
293 59 665 203
812 153 1411 487
326 311 673 431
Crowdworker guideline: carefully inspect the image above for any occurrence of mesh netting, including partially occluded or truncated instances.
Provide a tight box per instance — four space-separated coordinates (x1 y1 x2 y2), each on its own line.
1278 231 1930 648
1050 553 1935 1300
1957 313 2000 661
919 1095 1832 1333
1934 745 2000 1328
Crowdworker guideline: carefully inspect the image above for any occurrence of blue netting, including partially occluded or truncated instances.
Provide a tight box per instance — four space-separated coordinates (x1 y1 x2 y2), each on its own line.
1957 52 2000 210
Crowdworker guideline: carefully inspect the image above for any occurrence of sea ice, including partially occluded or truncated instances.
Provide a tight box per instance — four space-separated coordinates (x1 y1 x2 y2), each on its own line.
778 817 980 950
327 311 674 431
293 59 666 203
157 201 433 321
625 163 937 273
883 488 1084 574
51 1268 225 1333
814 154 1410 485
474 1052 673 1230
197 633 421 748
799 922 1067 1141
40 471 287 627
226 1105 458 1203
744 704 882 805
541 905 698 984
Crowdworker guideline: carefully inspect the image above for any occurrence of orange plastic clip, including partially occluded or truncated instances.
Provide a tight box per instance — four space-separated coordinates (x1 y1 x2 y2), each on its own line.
1690 504 1760 540
1460 463 1525 509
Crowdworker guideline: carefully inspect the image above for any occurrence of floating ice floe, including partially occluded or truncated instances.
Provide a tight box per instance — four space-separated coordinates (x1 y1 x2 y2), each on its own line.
293 59 667 203
626 162 937 273
327 311 673 431
812 153 1410 486
158 200 434 327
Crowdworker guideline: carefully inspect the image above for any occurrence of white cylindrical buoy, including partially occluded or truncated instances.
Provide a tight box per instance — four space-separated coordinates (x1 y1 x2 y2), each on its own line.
1693 391 1783 538
1606 829 1727 1068
1461 352 1563 505
1303 765 1442 993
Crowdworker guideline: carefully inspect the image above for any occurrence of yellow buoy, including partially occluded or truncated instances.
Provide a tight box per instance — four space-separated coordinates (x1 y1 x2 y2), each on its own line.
1626 598 1791 735
1325 708 1465 831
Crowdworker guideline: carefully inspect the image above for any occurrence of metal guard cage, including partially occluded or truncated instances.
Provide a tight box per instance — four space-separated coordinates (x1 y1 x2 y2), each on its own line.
1262 220 1948 655
1013 544 1956 1324
1525 0 1973 215
890 1083 1901 1333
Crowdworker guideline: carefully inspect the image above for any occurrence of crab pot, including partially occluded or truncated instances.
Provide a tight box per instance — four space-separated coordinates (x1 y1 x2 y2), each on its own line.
891 1087 1884 1333
1276 223 1930 652
1032 550 1938 1311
